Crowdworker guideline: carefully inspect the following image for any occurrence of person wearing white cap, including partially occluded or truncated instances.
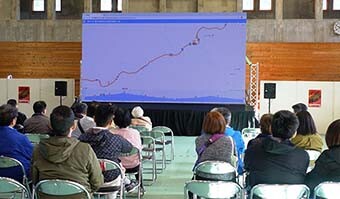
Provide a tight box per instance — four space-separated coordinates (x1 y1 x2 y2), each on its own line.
130 106 152 131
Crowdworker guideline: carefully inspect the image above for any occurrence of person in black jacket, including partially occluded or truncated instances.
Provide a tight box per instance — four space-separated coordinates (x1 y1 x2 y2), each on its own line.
244 110 309 189
305 119 340 192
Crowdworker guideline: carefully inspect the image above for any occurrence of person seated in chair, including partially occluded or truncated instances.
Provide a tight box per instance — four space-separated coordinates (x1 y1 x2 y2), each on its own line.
292 103 308 114
79 104 136 195
24 100 51 134
111 107 144 194
211 107 245 174
291 111 323 152
31 105 104 194
130 106 152 131
305 119 340 192
7 99 27 133
71 102 96 138
247 113 273 148
244 110 309 189
0 104 33 183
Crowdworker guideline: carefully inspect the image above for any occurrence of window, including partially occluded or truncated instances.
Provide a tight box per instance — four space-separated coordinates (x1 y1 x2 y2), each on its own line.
32 0 44 12
243 0 254 10
323 0 327 10
117 0 122 12
101 0 112 11
56 0 61 12
334 0 340 10
259 0 272 10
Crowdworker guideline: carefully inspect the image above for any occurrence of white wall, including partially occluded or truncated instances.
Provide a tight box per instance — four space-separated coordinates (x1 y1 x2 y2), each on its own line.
1 79 75 117
260 81 340 135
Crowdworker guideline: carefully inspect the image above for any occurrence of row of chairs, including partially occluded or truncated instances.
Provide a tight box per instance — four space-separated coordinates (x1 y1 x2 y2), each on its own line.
185 180 340 199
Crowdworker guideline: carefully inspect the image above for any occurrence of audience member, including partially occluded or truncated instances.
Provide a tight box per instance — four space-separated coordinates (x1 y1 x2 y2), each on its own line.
7 99 27 132
210 107 245 174
87 101 99 118
79 104 136 194
23 100 51 134
111 107 143 192
291 111 323 152
72 102 96 138
247 113 273 148
194 111 234 170
305 119 340 192
130 106 152 131
31 106 103 194
244 110 309 189
0 104 33 183
292 103 308 114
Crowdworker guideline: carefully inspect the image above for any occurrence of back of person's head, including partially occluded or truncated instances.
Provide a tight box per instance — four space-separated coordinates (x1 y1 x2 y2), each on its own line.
292 103 308 114
296 111 317 135
50 106 75 136
326 119 340 148
114 107 131 128
271 110 299 139
33 101 47 113
0 104 18 126
94 104 116 127
210 107 231 124
87 101 98 118
73 103 88 119
202 111 226 135
131 106 144 118
260 113 273 135
7 99 17 107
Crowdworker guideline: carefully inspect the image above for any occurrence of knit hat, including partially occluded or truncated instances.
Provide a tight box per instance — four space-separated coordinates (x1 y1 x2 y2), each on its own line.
131 106 144 118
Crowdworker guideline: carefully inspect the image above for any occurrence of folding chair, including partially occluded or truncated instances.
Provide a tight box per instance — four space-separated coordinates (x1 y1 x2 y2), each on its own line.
313 181 340 199
152 126 175 162
25 133 49 145
95 159 124 199
33 179 91 199
141 129 166 172
184 180 242 199
120 147 143 199
193 161 237 182
241 128 261 149
0 155 30 195
305 150 321 173
129 125 149 133
141 135 157 185
0 177 30 199
250 184 310 199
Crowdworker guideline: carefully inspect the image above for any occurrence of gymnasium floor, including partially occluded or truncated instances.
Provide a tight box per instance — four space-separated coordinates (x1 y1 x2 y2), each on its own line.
128 136 197 199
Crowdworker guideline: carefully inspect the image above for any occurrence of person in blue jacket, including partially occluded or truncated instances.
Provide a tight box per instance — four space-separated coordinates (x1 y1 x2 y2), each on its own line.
0 104 33 183
211 107 245 174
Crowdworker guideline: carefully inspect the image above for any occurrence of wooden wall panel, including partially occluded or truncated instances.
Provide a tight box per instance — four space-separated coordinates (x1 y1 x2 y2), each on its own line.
1 42 340 100
247 43 340 83
0 42 81 96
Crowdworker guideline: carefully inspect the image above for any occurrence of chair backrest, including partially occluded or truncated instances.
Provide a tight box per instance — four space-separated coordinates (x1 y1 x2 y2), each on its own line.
313 181 340 199
33 179 91 199
194 161 237 182
25 133 49 145
306 150 321 172
0 156 27 184
97 159 124 198
0 177 29 199
250 184 310 199
129 125 149 133
152 126 173 135
184 180 242 199
242 128 261 148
